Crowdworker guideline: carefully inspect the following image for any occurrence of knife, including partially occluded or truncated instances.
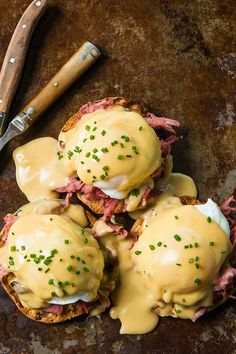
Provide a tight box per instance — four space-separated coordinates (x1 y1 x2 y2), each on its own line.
0 41 101 152
0 0 48 136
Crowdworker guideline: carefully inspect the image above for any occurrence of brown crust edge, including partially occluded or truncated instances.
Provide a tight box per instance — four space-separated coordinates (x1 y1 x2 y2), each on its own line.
0 206 99 323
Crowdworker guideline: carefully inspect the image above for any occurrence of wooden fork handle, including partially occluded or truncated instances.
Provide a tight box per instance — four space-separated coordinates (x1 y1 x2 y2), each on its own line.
0 0 47 116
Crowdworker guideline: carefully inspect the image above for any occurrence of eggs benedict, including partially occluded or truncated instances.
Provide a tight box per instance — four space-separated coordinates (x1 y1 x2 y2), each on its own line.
0 199 116 322
13 97 180 220
110 195 236 334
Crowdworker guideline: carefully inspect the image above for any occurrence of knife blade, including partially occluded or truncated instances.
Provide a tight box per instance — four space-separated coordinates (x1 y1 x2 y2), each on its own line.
0 0 47 136
0 41 101 152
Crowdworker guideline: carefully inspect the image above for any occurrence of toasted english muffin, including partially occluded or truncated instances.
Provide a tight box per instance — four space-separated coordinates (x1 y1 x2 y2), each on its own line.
0 200 115 323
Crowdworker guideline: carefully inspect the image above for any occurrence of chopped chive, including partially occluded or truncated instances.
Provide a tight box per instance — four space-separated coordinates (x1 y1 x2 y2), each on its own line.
30 254 36 258
64 240 69 244
10 246 16 252
11 232 15 236
157 242 162 247
82 260 86 264
51 292 57 297
121 135 129 142
77 257 81 262
139 126 143 131
83 238 88 244
81 229 85 234
194 278 201 285
184 245 189 249
38 267 42 271
87 169 91 173
134 150 139 155
83 267 90 272
9 260 14 266
175 215 179 219
45 268 50 273
221 250 226 254
189 244 193 248
117 154 124 160
48 279 54 285
71 283 75 288
101 147 108 153
209 241 215 246
120 143 124 148
92 127 97 131
111 140 118 146
164 244 167 248
59 258 63 262
66 265 73 272
132 145 137 151
51 249 58 256
102 165 109 172
90 135 95 140
85 152 91 157
195 256 199 261
74 146 82 153
67 150 73 159
130 189 140 197
175 309 182 314
101 130 106 136
182 298 186 303
149 244 155 251
62 281 69 286
135 250 142 255
194 242 199 248
174 234 181 241
93 148 98 153
70 255 75 259
57 152 63 160
33 258 40 264
44 259 52 265
100 174 106 180
76 270 81 275
126 154 132 158
207 216 212 223
195 263 200 269
189 258 194 263
176 263 182 266
92 154 100 161
85 125 90 131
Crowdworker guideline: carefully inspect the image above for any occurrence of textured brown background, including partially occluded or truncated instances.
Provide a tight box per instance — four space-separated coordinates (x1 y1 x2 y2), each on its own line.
0 0 236 353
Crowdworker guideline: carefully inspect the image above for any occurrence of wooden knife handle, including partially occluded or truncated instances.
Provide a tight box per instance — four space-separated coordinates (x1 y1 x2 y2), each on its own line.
17 41 101 125
0 0 47 116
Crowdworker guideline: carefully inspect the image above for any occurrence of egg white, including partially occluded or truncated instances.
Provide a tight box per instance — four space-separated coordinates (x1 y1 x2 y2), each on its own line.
48 291 92 305
93 175 127 199
194 199 230 237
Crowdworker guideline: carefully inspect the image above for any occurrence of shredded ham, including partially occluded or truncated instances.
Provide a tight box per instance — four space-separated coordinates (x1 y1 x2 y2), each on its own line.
2 214 18 242
97 290 110 310
79 98 115 115
106 222 128 239
145 113 180 134
151 165 164 178
43 304 63 315
160 135 180 157
192 308 208 322
56 178 84 193
221 191 236 245
141 186 152 207
76 300 89 314
101 199 120 222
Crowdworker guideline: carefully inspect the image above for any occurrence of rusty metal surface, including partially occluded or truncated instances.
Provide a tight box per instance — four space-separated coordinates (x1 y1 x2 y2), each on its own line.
0 0 236 353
